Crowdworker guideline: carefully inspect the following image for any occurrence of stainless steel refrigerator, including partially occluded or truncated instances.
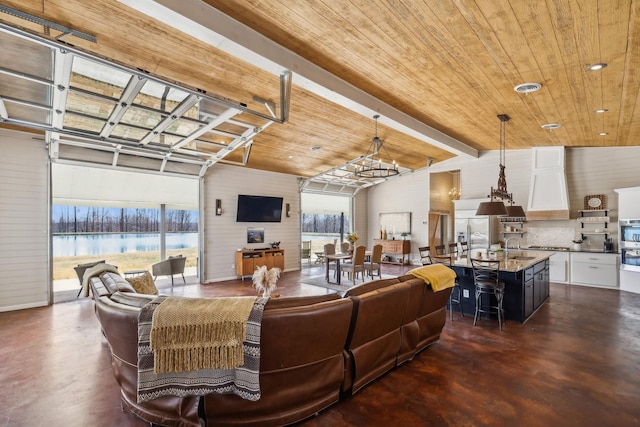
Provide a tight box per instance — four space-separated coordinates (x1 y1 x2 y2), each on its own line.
453 199 497 254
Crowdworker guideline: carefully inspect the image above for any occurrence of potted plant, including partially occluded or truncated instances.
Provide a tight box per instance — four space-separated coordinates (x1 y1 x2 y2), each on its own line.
346 231 359 253
401 232 409 240
346 231 359 244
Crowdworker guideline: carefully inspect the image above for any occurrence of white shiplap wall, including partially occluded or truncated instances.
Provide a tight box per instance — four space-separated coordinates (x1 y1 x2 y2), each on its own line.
0 129 49 311
202 164 301 282
367 170 431 264
353 190 368 246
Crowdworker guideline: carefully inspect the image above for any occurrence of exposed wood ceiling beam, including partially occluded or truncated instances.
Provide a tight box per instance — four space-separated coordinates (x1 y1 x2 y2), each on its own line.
119 0 479 159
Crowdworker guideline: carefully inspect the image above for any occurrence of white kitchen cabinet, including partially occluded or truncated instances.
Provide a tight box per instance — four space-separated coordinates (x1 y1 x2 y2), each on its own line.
570 252 618 288
549 252 569 283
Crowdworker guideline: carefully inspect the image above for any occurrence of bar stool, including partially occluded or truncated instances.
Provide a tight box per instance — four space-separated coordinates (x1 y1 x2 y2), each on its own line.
431 253 464 320
471 258 505 330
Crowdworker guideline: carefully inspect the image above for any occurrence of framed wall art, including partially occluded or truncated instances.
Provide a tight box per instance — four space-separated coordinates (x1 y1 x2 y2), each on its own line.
379 212 411 235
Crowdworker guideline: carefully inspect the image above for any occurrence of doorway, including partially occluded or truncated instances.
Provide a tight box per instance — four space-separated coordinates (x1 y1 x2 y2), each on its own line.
428 170 459 248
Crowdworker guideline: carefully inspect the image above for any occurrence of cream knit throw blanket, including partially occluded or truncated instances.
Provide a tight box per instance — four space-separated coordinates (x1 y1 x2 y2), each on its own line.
150 296 257 374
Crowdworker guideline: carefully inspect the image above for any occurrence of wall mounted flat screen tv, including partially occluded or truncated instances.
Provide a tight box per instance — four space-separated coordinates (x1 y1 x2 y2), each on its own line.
236 194 283 222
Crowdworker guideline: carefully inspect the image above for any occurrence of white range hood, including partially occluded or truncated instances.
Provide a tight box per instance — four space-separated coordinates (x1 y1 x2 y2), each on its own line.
526 147 570 220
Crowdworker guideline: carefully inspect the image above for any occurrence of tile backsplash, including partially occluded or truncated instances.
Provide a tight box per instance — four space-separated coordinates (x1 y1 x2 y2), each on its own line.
527 227 577 248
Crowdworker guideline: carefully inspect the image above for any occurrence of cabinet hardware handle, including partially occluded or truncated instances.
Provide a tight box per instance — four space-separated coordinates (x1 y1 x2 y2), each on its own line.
589 266 599 269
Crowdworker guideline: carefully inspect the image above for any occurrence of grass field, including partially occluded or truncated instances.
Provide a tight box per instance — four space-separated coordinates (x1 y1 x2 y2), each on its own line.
53 248 198 280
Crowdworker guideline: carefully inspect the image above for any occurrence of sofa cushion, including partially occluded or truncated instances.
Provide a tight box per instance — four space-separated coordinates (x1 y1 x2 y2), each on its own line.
265 293 340 310
343 277 400 297
396 274 416 283
125 271 158 295
101 272 136 294
110 291 156 308
89 276 111 299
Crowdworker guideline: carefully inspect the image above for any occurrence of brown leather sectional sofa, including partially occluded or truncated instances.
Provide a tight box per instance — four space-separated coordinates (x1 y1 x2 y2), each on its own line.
90 271 452 427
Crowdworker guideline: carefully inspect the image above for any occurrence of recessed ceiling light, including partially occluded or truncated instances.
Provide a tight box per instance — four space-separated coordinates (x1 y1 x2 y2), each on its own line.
310 145 322 151
541 123 561 130
599 132 609 136
514 83 542 93
587 63 607 71
594 108 608 113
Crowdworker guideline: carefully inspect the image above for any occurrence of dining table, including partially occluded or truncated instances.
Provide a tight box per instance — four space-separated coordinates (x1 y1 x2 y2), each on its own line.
324 253 353 285
324 250 372 285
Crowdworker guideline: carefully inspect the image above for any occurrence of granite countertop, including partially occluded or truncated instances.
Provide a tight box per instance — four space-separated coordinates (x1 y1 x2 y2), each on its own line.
451 250 554 273
524 246 619 255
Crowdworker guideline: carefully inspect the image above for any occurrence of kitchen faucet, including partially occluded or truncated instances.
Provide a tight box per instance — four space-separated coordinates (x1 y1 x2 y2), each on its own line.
505 237 520 258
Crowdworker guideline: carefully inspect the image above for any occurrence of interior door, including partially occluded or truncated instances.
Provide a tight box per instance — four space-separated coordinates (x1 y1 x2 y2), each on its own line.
428 212 442 247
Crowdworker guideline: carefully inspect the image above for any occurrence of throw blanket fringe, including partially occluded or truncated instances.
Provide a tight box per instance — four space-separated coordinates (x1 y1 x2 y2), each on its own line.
151 296 257 373
154 344 244 374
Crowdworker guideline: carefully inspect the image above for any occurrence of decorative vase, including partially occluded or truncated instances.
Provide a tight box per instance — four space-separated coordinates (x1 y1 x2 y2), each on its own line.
383 230 388 239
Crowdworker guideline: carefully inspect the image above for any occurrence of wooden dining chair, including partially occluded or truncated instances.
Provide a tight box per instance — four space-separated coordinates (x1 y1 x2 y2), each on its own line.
342 245 366 284
419 246 433 265
448 242 459 256
459 241 469 257
324 243 338 278
364 244 383 278
341 242 350 254
434 244 446 255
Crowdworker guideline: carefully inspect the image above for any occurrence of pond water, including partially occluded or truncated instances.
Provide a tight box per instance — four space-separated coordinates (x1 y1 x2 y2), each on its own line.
53 232 198 257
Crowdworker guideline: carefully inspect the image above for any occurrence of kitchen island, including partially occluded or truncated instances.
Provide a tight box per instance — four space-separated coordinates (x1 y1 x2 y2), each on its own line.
449 250 554 323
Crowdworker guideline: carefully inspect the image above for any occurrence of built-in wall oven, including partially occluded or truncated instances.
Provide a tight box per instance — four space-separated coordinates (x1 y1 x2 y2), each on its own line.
620 219 640 271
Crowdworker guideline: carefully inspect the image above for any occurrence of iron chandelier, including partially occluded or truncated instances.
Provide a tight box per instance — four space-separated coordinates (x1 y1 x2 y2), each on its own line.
354 115 399 178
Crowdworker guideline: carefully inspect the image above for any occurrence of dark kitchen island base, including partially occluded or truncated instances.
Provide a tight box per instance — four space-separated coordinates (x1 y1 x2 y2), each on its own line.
450 252 551 323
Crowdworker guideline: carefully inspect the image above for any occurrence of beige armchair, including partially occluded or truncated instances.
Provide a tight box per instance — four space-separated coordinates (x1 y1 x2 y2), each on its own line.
152 255 186 288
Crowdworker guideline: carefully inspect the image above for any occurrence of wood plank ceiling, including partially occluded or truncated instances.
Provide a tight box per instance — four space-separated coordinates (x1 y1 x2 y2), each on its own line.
1 0 638 181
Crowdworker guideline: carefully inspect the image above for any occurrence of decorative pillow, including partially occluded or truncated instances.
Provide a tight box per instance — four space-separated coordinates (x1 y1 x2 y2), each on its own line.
125 271 158 295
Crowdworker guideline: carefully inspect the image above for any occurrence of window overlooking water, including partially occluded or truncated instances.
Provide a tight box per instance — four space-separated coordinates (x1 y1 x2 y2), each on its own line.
52 205 199 290
301 193 351 263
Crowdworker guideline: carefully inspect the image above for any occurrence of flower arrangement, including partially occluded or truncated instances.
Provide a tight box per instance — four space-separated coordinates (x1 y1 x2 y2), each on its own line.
346 231 359 243
252 265 281 297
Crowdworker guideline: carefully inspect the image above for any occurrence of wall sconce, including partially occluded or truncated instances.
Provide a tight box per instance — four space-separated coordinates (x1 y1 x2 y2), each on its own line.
285 203 290 217
216 199 222 216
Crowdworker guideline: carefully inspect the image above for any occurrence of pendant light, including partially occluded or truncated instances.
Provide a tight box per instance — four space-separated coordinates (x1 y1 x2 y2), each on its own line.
476 114 525 217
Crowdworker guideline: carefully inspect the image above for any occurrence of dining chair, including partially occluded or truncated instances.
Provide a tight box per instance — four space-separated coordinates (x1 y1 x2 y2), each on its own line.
324 243 338 278
459 241 469 257
419 246 433 265
448 242 459 257
364 244 383 279
341 242 350 254
341 245 366 284
434 244 446 255
301 240 312 265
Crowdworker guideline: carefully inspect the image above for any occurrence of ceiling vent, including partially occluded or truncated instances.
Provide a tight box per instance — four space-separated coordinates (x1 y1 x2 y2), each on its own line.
514 83 542 93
